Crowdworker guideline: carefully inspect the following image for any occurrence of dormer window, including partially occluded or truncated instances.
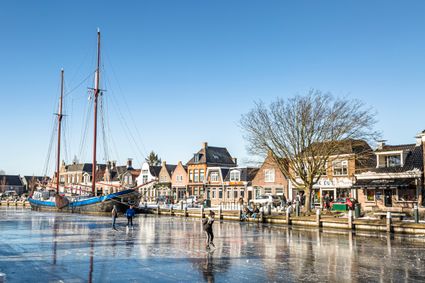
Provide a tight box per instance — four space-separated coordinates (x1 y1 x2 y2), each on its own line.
386 155 401 167
194 154 200 163
230 170 240 182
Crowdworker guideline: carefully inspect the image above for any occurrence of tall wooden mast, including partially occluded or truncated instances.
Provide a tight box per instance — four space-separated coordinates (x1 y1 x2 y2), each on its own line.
92 29 101 195
56 69 64 194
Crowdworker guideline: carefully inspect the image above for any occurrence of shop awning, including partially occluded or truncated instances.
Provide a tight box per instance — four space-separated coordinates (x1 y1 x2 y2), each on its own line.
353 178 416 188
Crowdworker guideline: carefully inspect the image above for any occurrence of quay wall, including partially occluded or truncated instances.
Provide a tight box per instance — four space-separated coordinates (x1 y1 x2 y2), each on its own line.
141 207 425 235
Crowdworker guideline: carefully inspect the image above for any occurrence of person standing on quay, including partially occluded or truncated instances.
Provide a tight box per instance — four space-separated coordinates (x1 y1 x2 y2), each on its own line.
112 205 118 230
202 210 215 249
125 205 136 228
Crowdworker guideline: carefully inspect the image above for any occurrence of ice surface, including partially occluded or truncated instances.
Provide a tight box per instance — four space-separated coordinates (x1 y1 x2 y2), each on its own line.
1 207 425 282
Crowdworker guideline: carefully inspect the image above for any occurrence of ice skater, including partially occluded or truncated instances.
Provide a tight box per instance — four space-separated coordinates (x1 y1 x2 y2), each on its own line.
125 205 136 228
202 210 215 250
112 205 118 230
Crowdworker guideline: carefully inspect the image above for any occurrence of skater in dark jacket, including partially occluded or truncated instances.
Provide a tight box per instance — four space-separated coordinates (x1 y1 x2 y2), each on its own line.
202 210 215 249
125 205 136 228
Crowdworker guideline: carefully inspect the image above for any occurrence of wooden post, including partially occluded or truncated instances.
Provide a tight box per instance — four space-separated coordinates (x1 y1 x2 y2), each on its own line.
239 208 242 221
184 205 188 217
219 204 223 221
156 205 160 215
386 211 392 232
170 205 173 216
348 209 353 229
316 208 321 227
286 206 291 225
201 206 205 218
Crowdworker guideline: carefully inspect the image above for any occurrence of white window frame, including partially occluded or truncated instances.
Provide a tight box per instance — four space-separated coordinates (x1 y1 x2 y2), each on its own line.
230 170 240 182
264 169 275 182
332 160 348 176
211 172 219 182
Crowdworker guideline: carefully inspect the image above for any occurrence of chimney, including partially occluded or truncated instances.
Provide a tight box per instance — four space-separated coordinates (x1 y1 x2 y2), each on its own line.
203 142 208 149
377 140 386 150
127 158 133 169
162 160 166 166
233 157 237 165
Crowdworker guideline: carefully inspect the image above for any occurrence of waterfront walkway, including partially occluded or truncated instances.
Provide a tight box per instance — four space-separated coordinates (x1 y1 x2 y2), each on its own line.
1 207 425 282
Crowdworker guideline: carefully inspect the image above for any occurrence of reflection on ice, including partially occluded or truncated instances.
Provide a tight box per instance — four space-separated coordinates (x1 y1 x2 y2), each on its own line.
1 207 425 282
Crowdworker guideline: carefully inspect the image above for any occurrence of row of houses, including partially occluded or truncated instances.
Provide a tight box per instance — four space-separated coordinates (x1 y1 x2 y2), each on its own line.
5 130 424 212
0 175 48 195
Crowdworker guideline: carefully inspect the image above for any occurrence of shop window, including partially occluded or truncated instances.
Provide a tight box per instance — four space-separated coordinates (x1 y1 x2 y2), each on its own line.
397 188 417 201
366 189 375 201
333 160 348 176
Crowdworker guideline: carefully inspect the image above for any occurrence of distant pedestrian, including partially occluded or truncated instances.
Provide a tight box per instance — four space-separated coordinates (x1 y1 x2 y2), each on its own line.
125 205 136 228
112 205 118 230
202 210 215 249
239 197 244 207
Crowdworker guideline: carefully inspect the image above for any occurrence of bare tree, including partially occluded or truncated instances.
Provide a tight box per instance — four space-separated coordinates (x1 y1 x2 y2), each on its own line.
241 90 378 212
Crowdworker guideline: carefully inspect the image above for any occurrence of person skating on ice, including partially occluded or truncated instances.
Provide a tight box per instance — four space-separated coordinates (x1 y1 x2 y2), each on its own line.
202 210 215 249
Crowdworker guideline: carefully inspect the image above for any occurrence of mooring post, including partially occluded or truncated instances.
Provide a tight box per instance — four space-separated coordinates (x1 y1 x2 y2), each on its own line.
386 211 392 232
267 204 272 216
348 209 353 229
156 205 160 215
414 204 419 223
201 206 205 218
219 204 223 221
238 208 242 221
296 200 300 217
286 206 291 225
316 208 321 227
184 205 188 217
170 205 173 216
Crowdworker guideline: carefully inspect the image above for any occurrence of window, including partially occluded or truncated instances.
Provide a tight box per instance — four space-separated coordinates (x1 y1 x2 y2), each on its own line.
264 188 272 194
189 170 193 182
230 170 240 182
397 188 417 201
240 190 245 198
264 169 275 182
227 189 231 199
128 177 132 185
219 189 223 199
211 172 219 182
194 170 199 182
176 175 182 182
366 189 375 201
333 160 348 176
200 169 205 182
275 188 284 195
386 155 401 167
212 189 216 199
233 190 238 198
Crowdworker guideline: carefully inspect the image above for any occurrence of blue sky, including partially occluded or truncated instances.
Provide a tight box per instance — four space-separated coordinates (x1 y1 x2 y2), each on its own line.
1 0 425 175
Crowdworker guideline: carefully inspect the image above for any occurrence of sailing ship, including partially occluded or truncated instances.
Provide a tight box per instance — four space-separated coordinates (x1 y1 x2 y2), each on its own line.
28 30 140 214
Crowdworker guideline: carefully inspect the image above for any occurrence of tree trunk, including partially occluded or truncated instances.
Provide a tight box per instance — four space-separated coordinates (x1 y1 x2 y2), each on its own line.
303 185 313 213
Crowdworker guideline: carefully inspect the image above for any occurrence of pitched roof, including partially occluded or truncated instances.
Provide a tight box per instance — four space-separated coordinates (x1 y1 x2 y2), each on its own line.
0 175 23 186
165 165 177 176
375 144 416 152
369 144 423 174
223 167 259 182
149 166 162 177
65 163 107 173
187 145 236 166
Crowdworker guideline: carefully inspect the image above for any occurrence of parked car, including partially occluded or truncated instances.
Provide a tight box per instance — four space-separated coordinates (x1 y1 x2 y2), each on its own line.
331 197 357 211
249 194 281 207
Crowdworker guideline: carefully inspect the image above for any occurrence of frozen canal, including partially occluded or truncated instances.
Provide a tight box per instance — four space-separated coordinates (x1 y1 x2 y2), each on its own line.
1 208 425 282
